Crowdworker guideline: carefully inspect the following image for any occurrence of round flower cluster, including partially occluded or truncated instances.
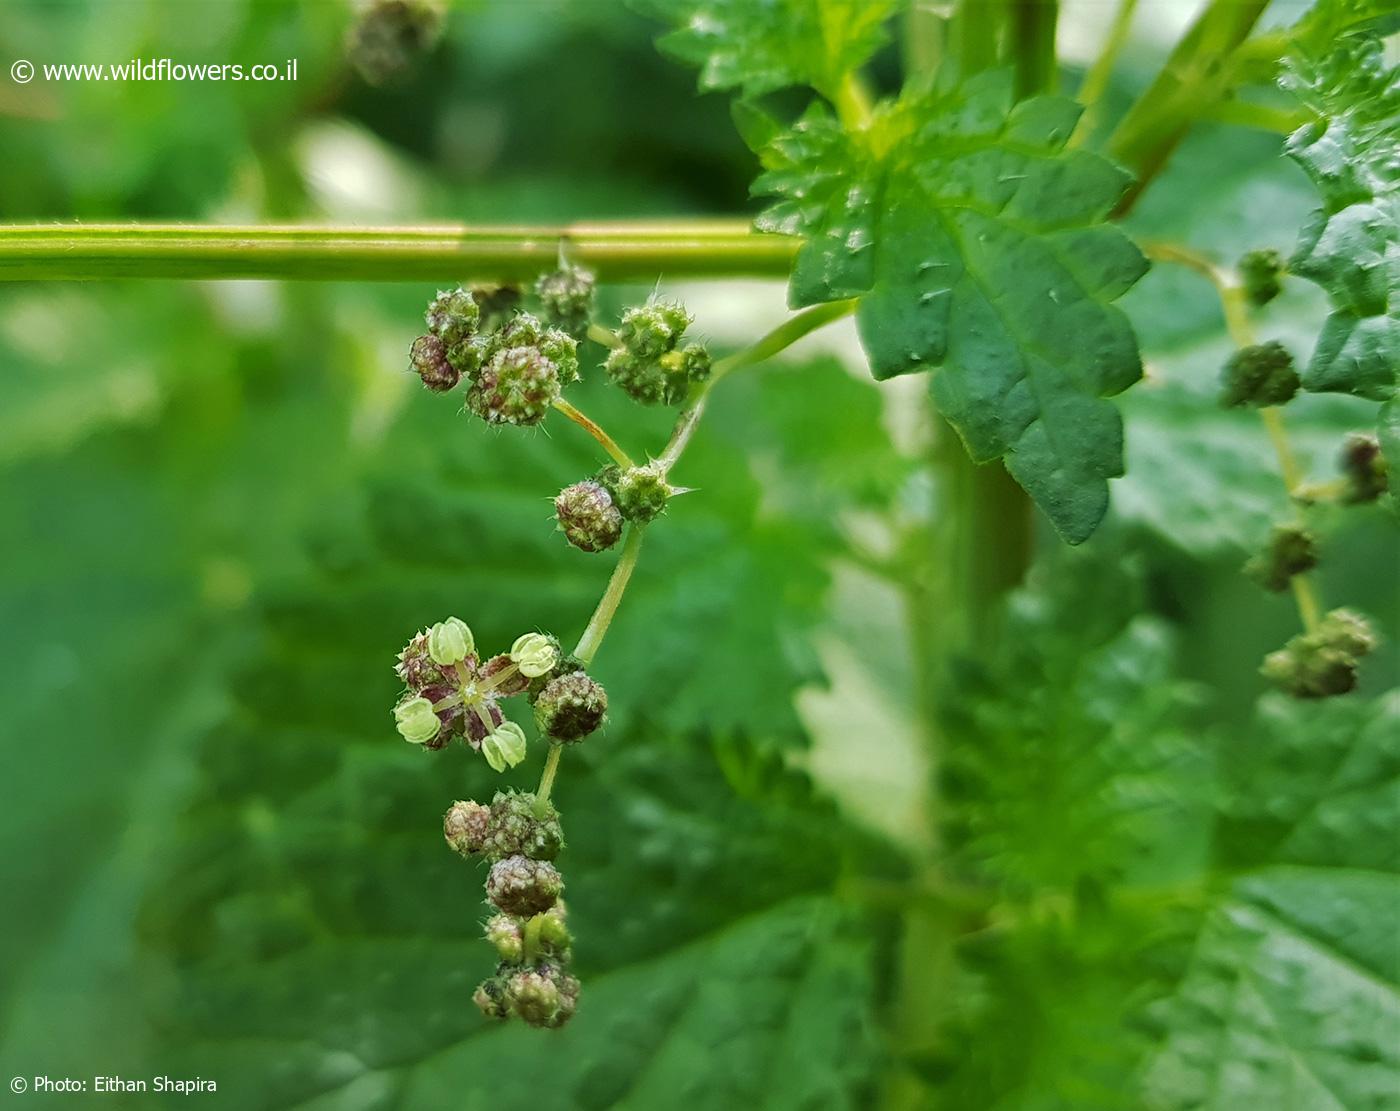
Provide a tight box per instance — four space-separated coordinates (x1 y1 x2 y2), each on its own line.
604 300 712 406
405 289 579 427
1220 341 1299 408
444 791 580 1028
1261 607 1379 698
534 265 596 341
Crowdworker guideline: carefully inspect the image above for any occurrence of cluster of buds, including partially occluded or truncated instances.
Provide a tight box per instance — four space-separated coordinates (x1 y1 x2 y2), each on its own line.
1261 607 1379 698
604 300 712 406
551 462 681 553
1338 433 1389 505
406 278 586 427
445 792 580 1028
392 619 569 771
533 264 597 341
1220 341 1300 408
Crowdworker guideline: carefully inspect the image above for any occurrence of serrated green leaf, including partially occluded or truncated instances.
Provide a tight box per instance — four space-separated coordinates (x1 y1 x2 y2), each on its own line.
1143 692 1400 1110
753 71 1148 542
1283 34 1400 402
638 0 901 98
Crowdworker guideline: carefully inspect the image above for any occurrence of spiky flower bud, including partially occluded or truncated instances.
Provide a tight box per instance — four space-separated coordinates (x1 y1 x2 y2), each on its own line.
426 288 482 348
488 312 580 385
601 461 674 523
394 695 441 745
534 671 608 744
1339 433 1388 504
486 855 563 916
481 721 529 773
1244 525 1319 592
444 799 491 857
604 300 711 405
1239 248 1286 307
408 334 460 392
465 346 560 426
1261 607 1379 698
510 633 558 678
1220 341 1299 408
555 480 623 553
427 616 473 665
484 915 524 962
396 630 456 691
504 963 580 1029
534 266 596 340
346 0 443 86
483 790 564 861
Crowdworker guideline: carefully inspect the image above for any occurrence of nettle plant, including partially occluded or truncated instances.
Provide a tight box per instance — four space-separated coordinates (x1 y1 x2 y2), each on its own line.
359 0 1396 1029
6 0 1396 1096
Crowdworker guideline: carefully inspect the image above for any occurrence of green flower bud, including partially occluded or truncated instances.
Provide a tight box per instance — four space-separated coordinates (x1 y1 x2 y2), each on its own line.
1244 525 1319 592
483 790 564 861
534 671 608 744
555 480 623 553
426 288 482 349
1261 607 1379 698
465 346 560 426
510 633 559 678
484 915 524 962
536 901 573 953
604 300 710 405
611 462 673 523
486 854 563 916
1239 248 1285 307
534 265 596 341
443 799 491 857
1339 433 1388 504
408 334 460 392
1220 341 1299 408
427 616 474 665
346 0 444 86
481 721 528 773
393 695 441 745
503 965 580 1029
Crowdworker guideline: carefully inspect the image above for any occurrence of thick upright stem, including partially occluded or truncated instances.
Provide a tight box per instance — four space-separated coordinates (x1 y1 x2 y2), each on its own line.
0 222 799 283
1107 0 1270 215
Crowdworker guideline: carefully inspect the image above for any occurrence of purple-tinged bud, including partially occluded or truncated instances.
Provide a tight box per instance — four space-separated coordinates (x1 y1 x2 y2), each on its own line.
486 855 563 916
504 963 580 1029
555 481 623 553
466 346 560 426
395 630 457 692
1340 433 1388 504
480 653 531 696
473 974 510 1021
409 334 460 392
483 791 564 861
534 671 607 744
444 800 491 857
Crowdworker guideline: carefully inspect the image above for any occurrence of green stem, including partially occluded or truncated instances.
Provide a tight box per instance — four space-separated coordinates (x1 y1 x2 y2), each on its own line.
551 398 635 469
1070 0 1139 146
658 300 858 473
953 0 1004 77
1142 241 1322 633
573 525 646 668
586 323 623 349
1011 0 1060 97
1107 0 1271 216
0 221 799 283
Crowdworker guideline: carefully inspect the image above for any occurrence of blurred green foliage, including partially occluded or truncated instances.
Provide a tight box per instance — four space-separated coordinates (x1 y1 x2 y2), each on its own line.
0 3 1396 1109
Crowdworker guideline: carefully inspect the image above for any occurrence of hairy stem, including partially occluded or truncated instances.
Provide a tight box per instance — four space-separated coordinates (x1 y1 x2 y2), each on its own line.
1142 241 1322 632
0 221 799 283
551 398 635 469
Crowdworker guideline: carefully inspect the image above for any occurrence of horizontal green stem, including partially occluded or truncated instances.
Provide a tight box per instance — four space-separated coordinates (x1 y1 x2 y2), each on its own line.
0 221 800 283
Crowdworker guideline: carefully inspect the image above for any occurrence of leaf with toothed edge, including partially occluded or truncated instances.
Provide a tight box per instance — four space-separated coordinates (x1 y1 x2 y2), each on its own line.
752 71 1149 543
